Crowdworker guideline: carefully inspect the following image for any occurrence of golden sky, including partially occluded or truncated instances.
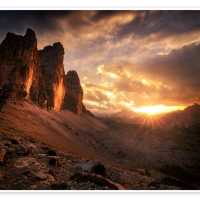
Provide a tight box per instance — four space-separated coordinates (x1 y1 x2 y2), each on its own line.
1 11 200 114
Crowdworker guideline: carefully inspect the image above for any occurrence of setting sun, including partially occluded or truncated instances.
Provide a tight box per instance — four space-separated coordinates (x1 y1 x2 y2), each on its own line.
132 104 186 115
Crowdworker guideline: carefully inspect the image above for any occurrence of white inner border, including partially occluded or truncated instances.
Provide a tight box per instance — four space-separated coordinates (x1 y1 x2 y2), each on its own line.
0 0 200 9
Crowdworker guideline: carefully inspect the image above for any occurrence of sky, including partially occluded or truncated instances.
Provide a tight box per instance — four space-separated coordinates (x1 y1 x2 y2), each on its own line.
0 10 200 113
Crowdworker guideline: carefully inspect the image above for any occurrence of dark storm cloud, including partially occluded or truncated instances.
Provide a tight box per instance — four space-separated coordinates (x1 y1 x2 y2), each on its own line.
141 42 200 86
1 10 200 40
0 11 107 40
118 11 200 39
0 10 126 36
0 11 73 36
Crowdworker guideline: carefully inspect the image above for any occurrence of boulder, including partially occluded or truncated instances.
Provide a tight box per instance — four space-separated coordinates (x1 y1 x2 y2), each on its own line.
75 160 106 176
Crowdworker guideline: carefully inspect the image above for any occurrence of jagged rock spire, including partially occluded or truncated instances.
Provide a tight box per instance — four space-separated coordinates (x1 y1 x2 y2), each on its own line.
0 28 88 114
62 70 84 114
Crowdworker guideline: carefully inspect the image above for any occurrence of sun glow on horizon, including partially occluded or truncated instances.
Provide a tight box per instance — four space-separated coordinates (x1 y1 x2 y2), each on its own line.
132 104 186 115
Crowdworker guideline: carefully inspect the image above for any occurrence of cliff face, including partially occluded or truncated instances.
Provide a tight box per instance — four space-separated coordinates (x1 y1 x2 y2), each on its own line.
37 43 65 111
0 28 88 114
0 29 38 99
62 71 84 114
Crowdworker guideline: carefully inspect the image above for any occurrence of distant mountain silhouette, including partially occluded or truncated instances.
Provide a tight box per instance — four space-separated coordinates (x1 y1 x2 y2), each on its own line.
159 103 200 128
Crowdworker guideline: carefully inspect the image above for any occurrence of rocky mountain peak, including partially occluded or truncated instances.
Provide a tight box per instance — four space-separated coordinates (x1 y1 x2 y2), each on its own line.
0 28 37 58
65 70 81 87
0 29 38 100
53 42 64 54
24 28 37 47
37 42 65 111
41 42 64 54
25 28 36 38
62 70 84 114
0 28 88 115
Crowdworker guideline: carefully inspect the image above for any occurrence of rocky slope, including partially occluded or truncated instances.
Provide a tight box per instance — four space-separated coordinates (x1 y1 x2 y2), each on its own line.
1 100 196 190
1 101 200 189
0 128 127 190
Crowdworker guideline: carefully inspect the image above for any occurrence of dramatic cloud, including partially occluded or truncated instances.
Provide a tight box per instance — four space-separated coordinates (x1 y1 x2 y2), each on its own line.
0 10 200 112
139 42 200 86
118 11 200 38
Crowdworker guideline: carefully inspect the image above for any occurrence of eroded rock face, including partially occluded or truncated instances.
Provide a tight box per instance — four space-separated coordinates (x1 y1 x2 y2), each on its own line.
62 70 84 114
36 42 65 111
0 28 88 114
0 28 38 99
0 29 66 112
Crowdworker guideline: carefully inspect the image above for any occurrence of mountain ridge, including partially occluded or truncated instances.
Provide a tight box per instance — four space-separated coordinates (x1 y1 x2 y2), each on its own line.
0 28 87 114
